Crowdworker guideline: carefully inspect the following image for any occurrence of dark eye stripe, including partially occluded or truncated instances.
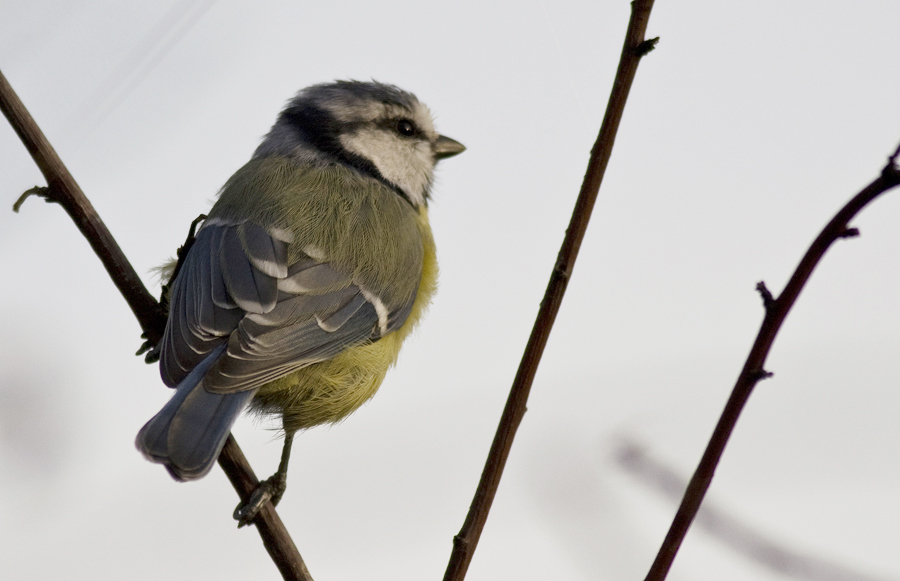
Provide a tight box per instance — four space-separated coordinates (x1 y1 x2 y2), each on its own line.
279 105 415 206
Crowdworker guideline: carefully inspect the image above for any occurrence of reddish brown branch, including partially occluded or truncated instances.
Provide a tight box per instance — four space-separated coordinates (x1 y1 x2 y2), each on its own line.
1 68 311 581
0 69 166 344
441 2 658 579
644 146 900 581
219 436 312 579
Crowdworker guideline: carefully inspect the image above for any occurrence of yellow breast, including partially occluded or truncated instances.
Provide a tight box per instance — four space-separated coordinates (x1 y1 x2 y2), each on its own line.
251 208 437 433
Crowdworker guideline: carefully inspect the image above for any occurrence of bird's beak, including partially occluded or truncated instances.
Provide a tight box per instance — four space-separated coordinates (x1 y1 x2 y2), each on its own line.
433 135 466 160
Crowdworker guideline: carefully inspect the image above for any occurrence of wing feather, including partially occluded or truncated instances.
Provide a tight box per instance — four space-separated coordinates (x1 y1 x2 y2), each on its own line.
219 227 278 313
238 222 289 278
208 227 237 309
161 220 417 395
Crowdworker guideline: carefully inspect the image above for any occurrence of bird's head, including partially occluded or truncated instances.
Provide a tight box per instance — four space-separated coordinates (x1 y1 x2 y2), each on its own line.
255 80 465 207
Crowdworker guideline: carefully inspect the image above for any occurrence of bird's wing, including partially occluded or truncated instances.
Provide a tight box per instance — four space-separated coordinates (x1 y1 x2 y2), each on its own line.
159 220 417 392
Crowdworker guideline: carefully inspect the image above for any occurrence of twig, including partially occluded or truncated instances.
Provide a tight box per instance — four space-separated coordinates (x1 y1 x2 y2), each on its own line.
0 69 166 344
0 67 312 581
441 2 658 580
643 146 900 581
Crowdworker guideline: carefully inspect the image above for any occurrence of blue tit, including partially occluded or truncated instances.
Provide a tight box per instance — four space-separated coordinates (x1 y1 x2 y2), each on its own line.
136 80 464 524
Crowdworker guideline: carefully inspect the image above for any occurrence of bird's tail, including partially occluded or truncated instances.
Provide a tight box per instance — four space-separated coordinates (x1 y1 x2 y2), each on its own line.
136 345 256 481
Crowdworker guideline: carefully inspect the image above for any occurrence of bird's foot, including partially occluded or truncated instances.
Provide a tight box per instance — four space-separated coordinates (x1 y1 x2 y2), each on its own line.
233 473 287 528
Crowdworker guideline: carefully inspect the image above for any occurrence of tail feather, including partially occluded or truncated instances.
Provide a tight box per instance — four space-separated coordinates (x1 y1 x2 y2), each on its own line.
137 345 256 481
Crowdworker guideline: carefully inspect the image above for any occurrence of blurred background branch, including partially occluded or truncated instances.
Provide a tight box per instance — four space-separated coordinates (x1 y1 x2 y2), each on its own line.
616 437 898 581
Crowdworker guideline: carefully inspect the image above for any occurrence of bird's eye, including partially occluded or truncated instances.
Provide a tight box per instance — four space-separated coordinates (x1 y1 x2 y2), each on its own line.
396 119 416 137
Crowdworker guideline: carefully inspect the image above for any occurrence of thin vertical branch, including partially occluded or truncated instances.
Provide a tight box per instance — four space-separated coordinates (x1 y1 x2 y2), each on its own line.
1 67 311 581
643 144 900 581
442 2 658 579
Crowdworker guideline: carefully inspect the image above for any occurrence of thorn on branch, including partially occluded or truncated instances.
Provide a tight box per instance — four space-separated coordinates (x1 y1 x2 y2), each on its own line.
552 262 571 282
755 281 775 311
453 534 469 549
887 141 900 167
12 186 53 212
838 227 860 239
632 37 660 57
751 369 774 382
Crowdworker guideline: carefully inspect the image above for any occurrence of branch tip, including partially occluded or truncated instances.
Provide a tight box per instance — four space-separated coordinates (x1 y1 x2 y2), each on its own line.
633 37 660 57
12 186 52 212
755 281 775 310
887 141 900 167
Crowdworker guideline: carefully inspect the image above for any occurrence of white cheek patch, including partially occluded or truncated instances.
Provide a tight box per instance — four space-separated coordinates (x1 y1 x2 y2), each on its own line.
340 129 433 207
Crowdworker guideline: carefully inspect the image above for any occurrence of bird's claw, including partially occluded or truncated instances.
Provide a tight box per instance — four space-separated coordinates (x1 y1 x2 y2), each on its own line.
233 475 287 528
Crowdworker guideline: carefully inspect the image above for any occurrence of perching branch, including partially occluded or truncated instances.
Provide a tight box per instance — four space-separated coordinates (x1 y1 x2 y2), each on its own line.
218 435 312 580
643 143 900 581
1 70 166 344
441 1 659 580
0 67 312 581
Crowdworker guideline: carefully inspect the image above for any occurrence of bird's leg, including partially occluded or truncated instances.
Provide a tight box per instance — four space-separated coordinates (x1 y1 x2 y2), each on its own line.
234 431 294 527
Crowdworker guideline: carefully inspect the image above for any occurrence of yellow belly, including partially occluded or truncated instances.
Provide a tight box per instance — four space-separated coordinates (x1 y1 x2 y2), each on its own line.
251 209 437 433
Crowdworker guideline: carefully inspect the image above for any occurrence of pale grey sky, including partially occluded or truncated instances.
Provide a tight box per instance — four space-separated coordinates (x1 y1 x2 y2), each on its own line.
2 1 899 580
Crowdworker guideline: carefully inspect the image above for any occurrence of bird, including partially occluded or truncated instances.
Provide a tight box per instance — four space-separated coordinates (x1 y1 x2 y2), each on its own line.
136 80 464 525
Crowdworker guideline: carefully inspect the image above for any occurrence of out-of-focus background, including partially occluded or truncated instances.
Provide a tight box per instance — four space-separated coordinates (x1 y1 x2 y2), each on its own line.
2 1 899 579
